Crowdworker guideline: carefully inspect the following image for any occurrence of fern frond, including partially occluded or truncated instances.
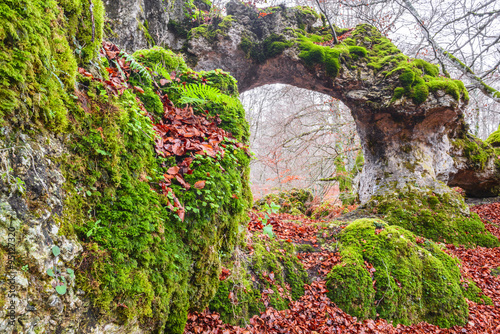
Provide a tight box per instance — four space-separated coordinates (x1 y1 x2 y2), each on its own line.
180 83 240 109
119 51 152 82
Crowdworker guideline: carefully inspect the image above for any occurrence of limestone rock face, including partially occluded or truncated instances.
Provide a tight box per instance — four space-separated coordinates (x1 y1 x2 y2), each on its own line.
0 132 145 333
103 0 185 52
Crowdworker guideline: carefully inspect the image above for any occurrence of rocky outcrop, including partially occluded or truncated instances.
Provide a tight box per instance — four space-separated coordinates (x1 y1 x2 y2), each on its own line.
103 0 186 51
0 132 147 334
183 0 500 202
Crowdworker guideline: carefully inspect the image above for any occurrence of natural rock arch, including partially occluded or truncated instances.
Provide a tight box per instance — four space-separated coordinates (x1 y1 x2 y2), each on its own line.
178 1 500 202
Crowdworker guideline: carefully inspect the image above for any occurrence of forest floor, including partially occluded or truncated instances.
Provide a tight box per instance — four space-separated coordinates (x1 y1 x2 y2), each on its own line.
184 202 500 334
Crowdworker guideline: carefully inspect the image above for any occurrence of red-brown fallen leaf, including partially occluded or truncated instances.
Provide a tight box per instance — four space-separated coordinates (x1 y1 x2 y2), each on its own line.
78 67 93 78
194 180 206 189
175 174 190 189
133 86 145 93
160 78 170 86
167 166 180 175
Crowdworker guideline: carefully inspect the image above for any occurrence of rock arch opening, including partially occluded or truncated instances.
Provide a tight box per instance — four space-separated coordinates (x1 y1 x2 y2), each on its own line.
241 83 361 203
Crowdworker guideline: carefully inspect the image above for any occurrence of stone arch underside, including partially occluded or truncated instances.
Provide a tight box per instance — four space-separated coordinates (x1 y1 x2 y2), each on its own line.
181 1 500 203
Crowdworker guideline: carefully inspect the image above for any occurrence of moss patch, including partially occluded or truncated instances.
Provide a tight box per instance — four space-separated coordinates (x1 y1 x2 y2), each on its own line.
240 33 294 64
297 35 349 77
209 236 309 326
486 125 500 148
371 189 499 248
254 188 313 214
326 219 475 328
453 136 497 170
188 15 235 43
57 43 251 332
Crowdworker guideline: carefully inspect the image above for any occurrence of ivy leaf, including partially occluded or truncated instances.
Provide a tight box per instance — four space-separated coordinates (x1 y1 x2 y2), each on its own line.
263 224 275 238
55 284 67 295
52 246 60 257
46 268 55 277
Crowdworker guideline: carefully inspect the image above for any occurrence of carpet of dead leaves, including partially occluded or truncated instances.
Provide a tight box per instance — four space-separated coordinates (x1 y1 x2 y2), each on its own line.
185 202 500 334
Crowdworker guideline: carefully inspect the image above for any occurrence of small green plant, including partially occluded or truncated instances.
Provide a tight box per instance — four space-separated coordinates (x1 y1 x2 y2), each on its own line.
86 219 102 237
118 51 153 82
21 265 28 272
179 83 239 109
46 246 75 295
260 201 280 238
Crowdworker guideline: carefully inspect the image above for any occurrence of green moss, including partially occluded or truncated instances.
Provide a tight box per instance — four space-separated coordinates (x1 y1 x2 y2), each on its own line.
392 87 405 101
326 219 471 327
485 124 500 147
209 236 309 326
412 59 439 77
412 84 429 104
399 69 416 87
453 137 493 170
240 33 294 64
462 279 493 305
372 189 499 248
133 46 188 75
348 45 367 60
254 188 313 214
297 35 349 77
137 20 155 47
0 0 79 131
294 6 320 19
491 267 500 276
137 87 163 116
188 15 235 42
58 45 251 332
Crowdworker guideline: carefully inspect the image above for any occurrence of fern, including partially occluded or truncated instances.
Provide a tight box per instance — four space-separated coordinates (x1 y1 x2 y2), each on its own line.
119 51 152 82
179 83 239 109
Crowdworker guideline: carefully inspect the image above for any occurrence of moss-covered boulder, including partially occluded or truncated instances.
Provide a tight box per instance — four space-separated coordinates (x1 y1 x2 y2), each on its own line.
370 188 499 248
209 235 309 326
326 219 485 328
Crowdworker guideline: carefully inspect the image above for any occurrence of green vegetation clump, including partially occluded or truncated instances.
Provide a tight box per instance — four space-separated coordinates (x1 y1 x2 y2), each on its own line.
133 47 188 75
254 188 313 214
0 0 96 130
348 45 368 60
349 24 468 104
188 15 235 42
209 236 309 326
239 33 294 64
371 189 499 248
297 35 349 77
453 137 497 170
326 219 482 328
54 42 252 332
485 124 500 147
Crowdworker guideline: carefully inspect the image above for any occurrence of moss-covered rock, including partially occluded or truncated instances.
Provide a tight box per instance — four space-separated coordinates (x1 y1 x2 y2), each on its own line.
370 189 499 248
254 188 313 214
485 125 500 148
326 219 481 328
240 33 294 64
209 235 309 326
57 43 252 332
0 0 103 131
